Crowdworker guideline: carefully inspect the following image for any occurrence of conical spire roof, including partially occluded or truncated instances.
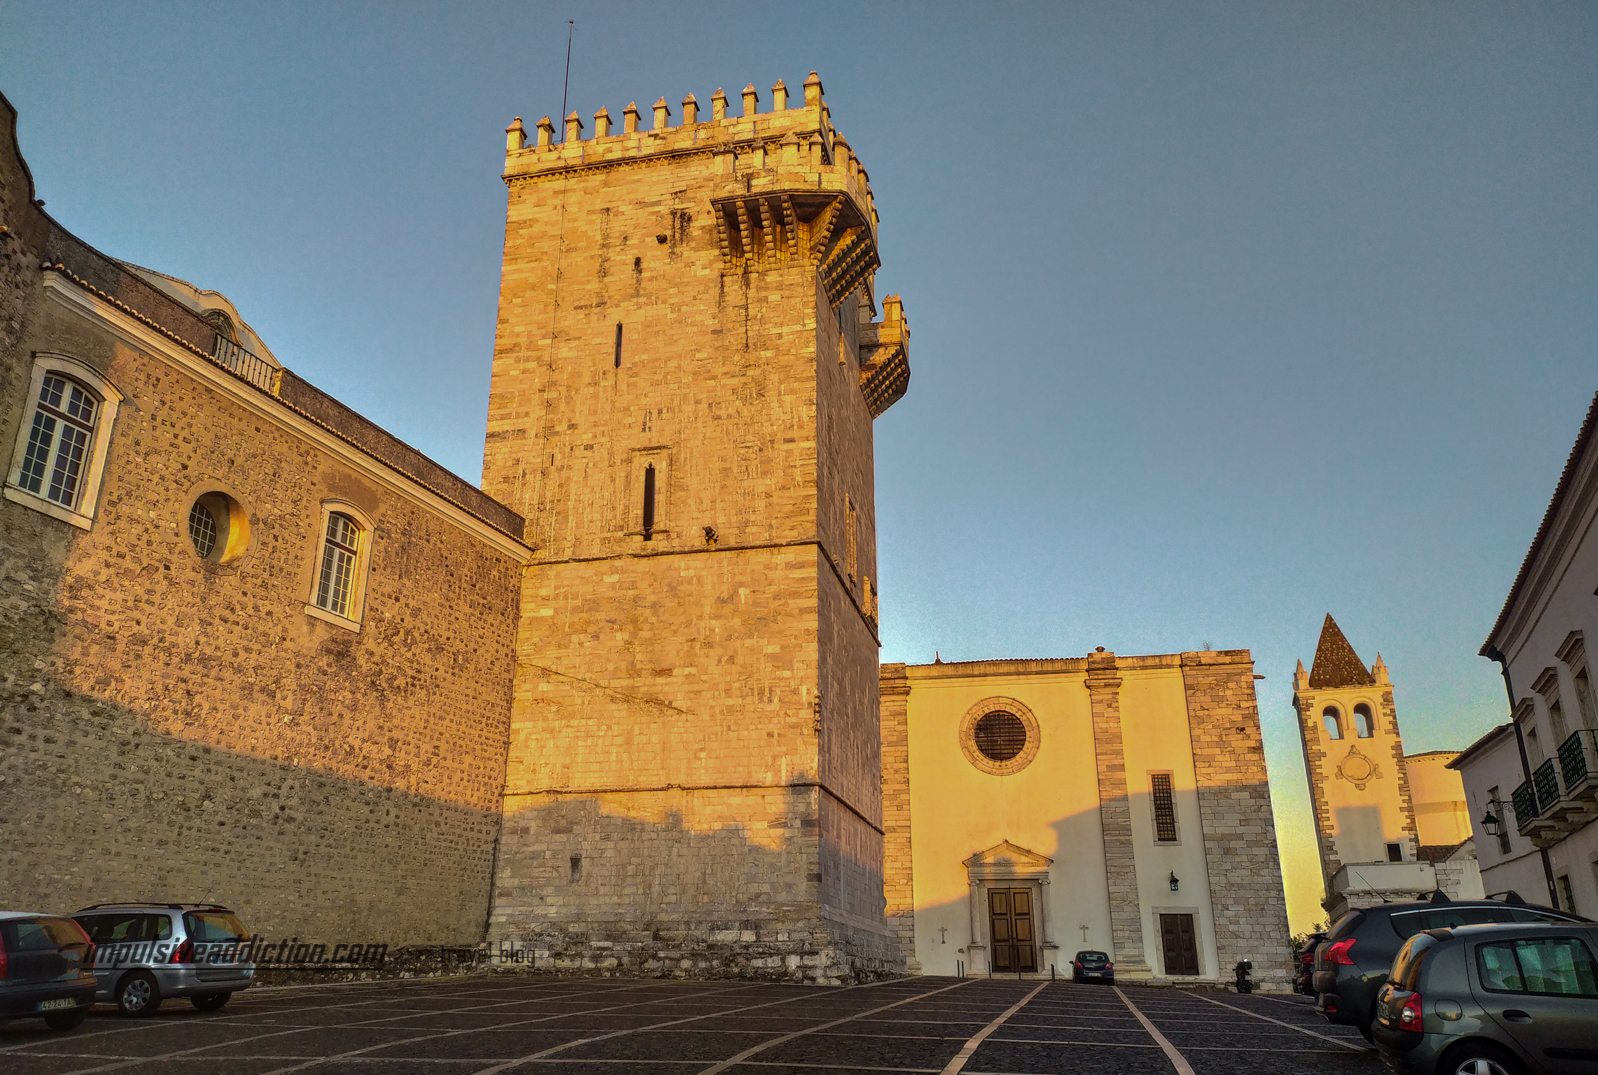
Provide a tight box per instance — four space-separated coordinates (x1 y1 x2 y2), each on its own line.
1308 614 1375 689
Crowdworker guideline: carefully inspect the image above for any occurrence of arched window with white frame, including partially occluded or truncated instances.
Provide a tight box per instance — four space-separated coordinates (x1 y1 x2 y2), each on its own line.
304 501 373 630
5 354 122 529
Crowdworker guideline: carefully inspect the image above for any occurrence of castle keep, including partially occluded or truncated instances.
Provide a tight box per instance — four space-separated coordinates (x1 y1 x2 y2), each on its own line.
483 74 909 980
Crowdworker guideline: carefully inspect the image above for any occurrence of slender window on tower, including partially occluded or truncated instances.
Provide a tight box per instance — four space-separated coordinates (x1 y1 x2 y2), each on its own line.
845 496 858 584
614 322 623 368
642 464 656 541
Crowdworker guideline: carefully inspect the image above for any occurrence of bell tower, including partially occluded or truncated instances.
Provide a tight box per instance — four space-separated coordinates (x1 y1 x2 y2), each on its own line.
1293 615 1419 905
481 73 910 981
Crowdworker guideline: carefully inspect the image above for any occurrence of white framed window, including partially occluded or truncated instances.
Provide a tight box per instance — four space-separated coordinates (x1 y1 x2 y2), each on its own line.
303 501 373 631
5 354 122 530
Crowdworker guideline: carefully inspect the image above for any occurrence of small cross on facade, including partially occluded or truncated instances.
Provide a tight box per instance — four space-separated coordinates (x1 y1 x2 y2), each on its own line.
1079 923 1090 943
938 927 947 944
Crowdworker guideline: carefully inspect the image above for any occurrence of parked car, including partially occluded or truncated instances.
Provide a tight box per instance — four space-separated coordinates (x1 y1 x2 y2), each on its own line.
1071 950 1114 983
73 904 255 1016
0 912 98 1030
1314 891 1588 1042
1296 932 1327 996
1373 920 1598 1075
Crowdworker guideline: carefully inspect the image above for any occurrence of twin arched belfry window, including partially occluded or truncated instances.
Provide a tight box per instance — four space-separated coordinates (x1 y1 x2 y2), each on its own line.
1325 703 1375 741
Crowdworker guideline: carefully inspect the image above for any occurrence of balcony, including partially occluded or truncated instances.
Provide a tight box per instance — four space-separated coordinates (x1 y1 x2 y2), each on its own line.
1559 729 1598 802
1512 780 1544 835
212 334 280 395
1516 740 1598 847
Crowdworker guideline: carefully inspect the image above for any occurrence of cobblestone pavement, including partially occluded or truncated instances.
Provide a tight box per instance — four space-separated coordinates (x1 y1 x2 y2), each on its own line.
0 976 1382 1074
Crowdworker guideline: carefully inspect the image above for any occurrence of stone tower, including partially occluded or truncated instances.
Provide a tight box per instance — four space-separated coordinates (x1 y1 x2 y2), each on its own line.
1293 615 1419 901
481 74 910 981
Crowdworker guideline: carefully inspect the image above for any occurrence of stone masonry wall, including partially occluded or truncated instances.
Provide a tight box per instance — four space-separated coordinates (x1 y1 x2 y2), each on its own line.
878 663 916 968
0 100 524 943
1087 650 1149 974
1181 651 1294 989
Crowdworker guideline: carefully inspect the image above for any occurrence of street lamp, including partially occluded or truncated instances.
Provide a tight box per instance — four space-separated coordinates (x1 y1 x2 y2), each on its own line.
1480 800 1506 839
1169 871 1180 892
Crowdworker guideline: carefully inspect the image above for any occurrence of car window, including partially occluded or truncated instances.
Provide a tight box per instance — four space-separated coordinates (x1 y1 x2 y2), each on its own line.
1076 951 1108 962
1390 907 1508 939
1327 910 1365 940
183 912 248 942
1477 938 1598 997
78 913 161 943
1 918 62 951
1508 908 1585 926
38 917 87 947
1390 933 1437 990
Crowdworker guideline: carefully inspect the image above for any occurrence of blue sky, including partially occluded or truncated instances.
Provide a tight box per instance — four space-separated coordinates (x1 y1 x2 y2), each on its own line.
6 1 1595 929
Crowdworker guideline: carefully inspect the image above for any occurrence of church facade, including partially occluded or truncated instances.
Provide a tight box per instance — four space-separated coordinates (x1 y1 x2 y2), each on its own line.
883 650 1293 988
2 78 1291 985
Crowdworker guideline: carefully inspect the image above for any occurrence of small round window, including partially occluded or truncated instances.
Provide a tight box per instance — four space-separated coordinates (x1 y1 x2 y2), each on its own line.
188 501 219 557
187 491 249 564
960 698 1041 776
973 711 1028 762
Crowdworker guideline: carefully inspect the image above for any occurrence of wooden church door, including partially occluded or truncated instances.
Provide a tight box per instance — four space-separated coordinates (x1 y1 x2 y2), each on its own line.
1159 913 1200 976
988 888 1037 972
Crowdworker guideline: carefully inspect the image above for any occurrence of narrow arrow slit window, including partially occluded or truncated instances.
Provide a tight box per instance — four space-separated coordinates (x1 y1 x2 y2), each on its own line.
642 464 656 541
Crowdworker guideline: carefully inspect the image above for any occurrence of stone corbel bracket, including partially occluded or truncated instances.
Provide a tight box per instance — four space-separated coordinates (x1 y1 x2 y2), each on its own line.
710 190 881 307
858 293 910 418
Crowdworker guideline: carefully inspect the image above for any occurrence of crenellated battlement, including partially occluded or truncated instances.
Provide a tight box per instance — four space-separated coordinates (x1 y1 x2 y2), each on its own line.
502 71 879 243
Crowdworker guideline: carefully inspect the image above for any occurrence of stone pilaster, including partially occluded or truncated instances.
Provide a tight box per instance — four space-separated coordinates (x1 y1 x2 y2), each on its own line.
1086 650 1149 975
1183 651 1294 990
879 663 917 969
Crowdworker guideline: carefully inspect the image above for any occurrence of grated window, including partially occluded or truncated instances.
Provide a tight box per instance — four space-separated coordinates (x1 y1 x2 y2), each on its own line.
1152 773 1178 841
188 501 218 558
973 711 1027 762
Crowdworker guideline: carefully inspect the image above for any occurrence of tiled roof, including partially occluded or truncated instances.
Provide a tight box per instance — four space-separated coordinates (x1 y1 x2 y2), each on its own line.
1308 614 1375 689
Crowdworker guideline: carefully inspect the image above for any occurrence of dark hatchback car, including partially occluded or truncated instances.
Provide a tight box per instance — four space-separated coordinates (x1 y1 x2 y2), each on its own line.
1315 893 1588 1041
1373 922 1598 1075
0 912 98 1031
1072 950 1115 983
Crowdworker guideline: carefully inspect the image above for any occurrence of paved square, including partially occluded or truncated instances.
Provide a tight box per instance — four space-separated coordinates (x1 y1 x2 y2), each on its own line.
0 976 1381 1074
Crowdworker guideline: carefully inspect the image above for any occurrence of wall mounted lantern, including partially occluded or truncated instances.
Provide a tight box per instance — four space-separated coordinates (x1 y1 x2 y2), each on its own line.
1169 871 1180 892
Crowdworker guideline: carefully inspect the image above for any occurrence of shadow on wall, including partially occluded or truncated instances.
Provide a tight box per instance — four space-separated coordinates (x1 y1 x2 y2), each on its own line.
1332 804 1392 865
488 789 902 983
2 680 501 944
889 787 1297 985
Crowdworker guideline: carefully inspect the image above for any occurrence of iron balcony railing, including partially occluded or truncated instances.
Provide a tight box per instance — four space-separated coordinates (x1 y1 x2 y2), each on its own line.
1533 757 1562 814
1513 780 1541 835
1557 728 1598 798
212 334 280 394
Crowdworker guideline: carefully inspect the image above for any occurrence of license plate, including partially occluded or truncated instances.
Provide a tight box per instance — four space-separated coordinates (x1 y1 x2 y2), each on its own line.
37 998 77 1011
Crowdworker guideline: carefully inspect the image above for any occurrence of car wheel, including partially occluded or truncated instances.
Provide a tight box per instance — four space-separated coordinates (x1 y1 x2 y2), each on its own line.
1441 1042 1523 1075
44 1007 88 1031
116 972 162 1017
190 992 231 1011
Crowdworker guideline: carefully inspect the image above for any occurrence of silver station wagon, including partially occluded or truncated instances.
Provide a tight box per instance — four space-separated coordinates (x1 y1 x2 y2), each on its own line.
73 903 255 1016
1373 921 1598 1075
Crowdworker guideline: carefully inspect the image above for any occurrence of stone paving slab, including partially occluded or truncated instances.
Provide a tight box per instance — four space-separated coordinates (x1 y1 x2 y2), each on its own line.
0 975 1387 1075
